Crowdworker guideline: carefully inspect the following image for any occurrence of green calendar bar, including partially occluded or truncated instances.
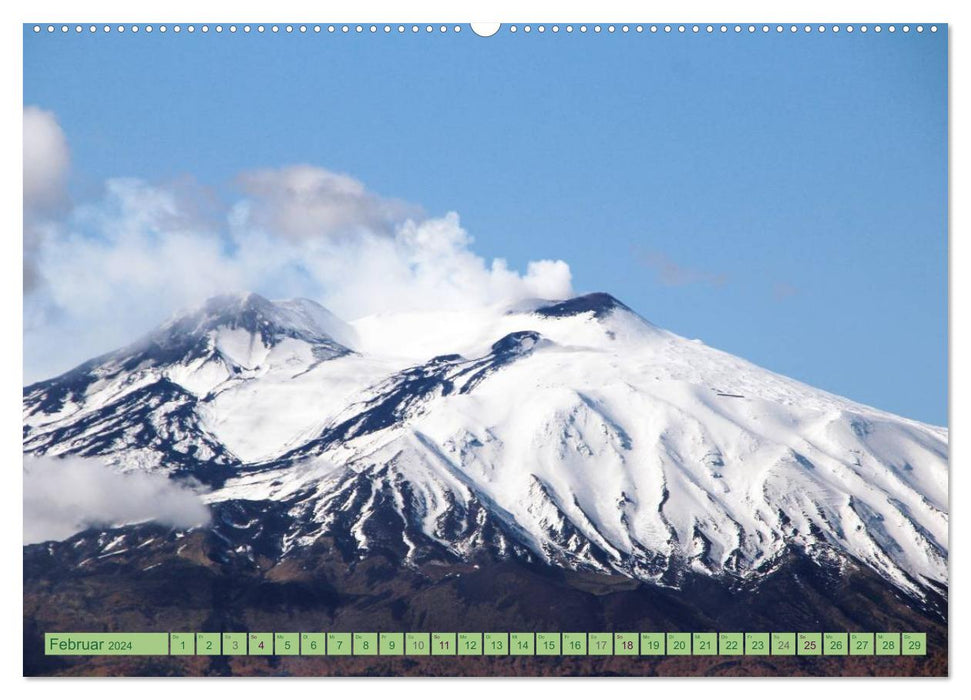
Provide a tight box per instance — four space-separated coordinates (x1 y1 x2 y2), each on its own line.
41 631 928 657
719 632 743 656
798 632 822 656
510 632 534 656
693 632 717 656
667 632 691 656
222 632 246 655
484 632 508 655
640 632 664 655
45 633 169 656
772 632 796 656
745 632 769 655
902 632 926 656
196 632 220 655
432 632 456 656
458 633 482 656
406 632 430 656
354 632 378 655
589 633 613 655
563 633 587 655
536 632 561 656
380 632 404 656
850 632 874 655
301 633 326 655
248 633 272 656
614 632 638 655
824 632 848 655
327 632 351 656
275 633 299 656
170 632 194 655
876 633 900 655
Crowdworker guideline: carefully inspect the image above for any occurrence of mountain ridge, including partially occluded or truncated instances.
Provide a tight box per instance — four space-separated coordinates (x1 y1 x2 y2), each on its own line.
23 291 949 605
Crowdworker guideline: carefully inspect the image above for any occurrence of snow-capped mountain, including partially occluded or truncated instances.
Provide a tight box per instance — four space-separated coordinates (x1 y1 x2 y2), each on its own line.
22 292 948 603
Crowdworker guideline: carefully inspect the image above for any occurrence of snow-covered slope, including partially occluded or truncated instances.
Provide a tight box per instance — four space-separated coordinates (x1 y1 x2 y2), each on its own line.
23 292 355 469
22 292 948 600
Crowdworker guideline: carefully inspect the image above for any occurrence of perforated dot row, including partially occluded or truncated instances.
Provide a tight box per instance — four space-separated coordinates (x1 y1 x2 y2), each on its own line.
30 23 940 35
31 24 466 34
508 24 937 34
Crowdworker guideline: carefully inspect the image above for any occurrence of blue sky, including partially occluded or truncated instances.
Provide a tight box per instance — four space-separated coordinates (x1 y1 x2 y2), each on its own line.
23 25 947 424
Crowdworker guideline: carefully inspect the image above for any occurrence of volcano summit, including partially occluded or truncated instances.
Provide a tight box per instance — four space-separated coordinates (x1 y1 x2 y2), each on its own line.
23 292 948 676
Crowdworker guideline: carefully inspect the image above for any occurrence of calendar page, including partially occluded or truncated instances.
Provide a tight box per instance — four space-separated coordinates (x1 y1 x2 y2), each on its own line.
22 19 948 678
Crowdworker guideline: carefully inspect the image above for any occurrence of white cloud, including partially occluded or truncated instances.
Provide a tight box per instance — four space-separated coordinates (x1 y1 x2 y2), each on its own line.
229 167 572 315
24 179 251 379
237 164 419 240
290 213 573 318
23 455 210 545
23 128 574 381
23 106 69 212
24 106 71 292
